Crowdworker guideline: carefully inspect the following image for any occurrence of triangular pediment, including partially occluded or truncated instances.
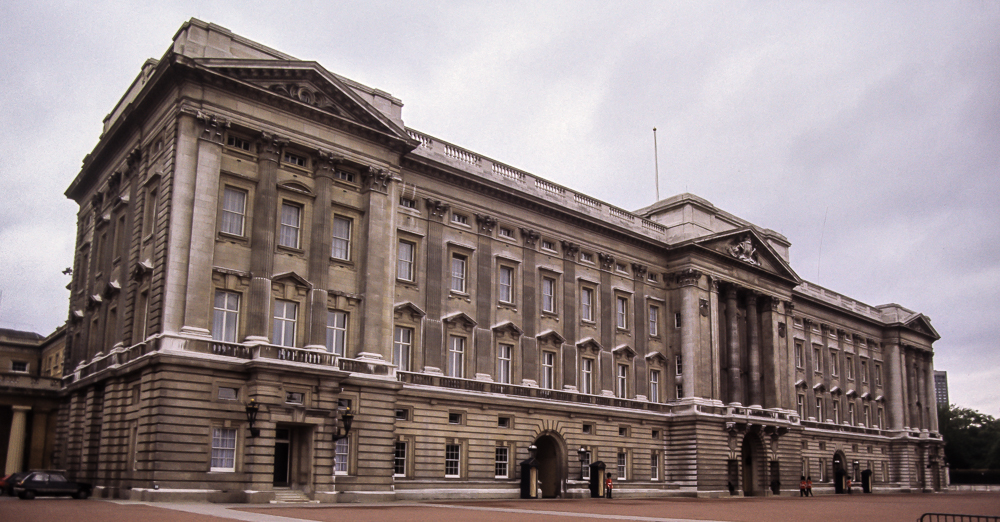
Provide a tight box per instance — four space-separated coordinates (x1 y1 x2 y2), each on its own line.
273 271 312 289
693 228 800 284
536 329 566 346
576 337 602 353
613 344 636 359
492 321 523 338
193 59 416 147
394 302 426 320
904 314 940 340
442 311 477 333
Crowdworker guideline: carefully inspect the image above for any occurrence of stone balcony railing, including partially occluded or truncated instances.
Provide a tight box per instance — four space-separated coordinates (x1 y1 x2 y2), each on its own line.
406 128 676 243
0 372 63 391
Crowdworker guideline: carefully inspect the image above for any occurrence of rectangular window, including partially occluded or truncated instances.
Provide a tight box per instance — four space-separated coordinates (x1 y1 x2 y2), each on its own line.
448 336 465 378
832 400 840 424
864 405 871 427
398 240 415 281
649 370 660 402
12 361 28 373
849 402 856 425
451 213 468 225
846 356 854 380
395 408 409 421
581 450 591 479
820 458 827 482
394 327 412 371
874 363 882 386
616 296 628 329
210 427 237 471
495 447 509 478
499 227 514 239
449 412 463 424
331 216 352 260
143 186 158 237
649 305 659 336
400 196 416 208
542 351 555 389
877 407 884 429
830 351 839 377
497 344 512 384
221 187 247 236
394 441 407 477
499 266 514 303
816 397 824 420
813 346 822 373
284 152 305 167
113 215 125 259
445 444 461 477
617 452 627 480
581 287 594 321
651 451 660 481
648 273 658 283
286 391 304 404
581 358 594 395
498 416 511 428
580 252 593 263
334 437 349 474
212 290 240 342
795 341 804 369
674 312 682 329
797 394 805 418
272 300 298 347
617 364 628 398
542 277 556 313
675 354 683 376
541 239 555 250
451 254 467 293
861 360 869 383
615 262 627 273
676 384 683 399
326 310 347 355
227 135 250 151
335 170 355 183
278 203 301 248
218 387 238 400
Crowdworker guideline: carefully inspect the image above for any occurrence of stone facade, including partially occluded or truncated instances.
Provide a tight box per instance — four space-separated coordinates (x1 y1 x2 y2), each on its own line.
55 19 945 502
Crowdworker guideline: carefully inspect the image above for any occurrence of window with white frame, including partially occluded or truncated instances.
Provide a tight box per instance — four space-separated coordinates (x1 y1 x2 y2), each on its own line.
451 213 468 225
649 304 659 336
335 170 354 183
795 341 804 369
651 450 660 480
797 394 805 418
581 357 594 395
830 350 839 377
581 287 594 321
864 404 871 427
849 402 856 425
861 360 869 383
495 447 509 478
542 351 555 389
334 437 349 474
210 427 237 471
221 187 247 236
649 369 660 402
332 216 352 260
394 326 412 372
674 312 682 329
541 239 555 251
283 151 305 167
445 444 461 477
617 363 628 398
398 240 415 282
832 400 840 424
499 265 514 303
616 296 628 329
498 227 514 239
617 451 627 480
581 450 591 479
816 397 824 420
278 202 301 248
394 441 407 477
675 354 683 376
326 310 347 355
846 355 854 379
448 336 465 378
874 364 882 386
876 407 884 429
11 361 28 373
272 300 297 347
580 252 593 263
497 343 512 384
676 384 683 399
451 254 467 293
813 345 822 372
212 290 240 342
542 276 556 313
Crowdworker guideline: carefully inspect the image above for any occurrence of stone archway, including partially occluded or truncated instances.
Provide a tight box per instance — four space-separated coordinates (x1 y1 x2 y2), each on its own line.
740 432 766 496
534 432 565 498
832 450 847 493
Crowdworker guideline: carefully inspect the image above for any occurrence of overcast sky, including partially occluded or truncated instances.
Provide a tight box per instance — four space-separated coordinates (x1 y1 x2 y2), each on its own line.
1 1 997 415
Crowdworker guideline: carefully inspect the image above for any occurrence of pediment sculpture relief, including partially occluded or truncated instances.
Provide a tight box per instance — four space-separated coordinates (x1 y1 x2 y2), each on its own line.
728 234 760 266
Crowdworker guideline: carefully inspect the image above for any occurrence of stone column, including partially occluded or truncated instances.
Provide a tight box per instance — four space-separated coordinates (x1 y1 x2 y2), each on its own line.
904 348 917 428
677 269 701 399
885 342 905 429
925 354 939 432
5 406 31 473
356 167 398 361
725 285 743 405
244 132 284 343
180 111 227 338
709 278 721 401
305 152 339 350
746 292 762 408
161 113 201 336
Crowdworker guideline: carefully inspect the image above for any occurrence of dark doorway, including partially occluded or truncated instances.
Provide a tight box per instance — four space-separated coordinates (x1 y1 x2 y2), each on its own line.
273 428 290 487
741 433 764 496
832 451 846 494
534 434 563 498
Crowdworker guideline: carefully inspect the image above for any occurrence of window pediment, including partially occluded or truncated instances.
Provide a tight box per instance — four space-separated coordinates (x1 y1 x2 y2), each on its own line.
492 321 523 339
613 344 636 359
442 311 477 332
576 337 602 354
394 301 426 321
536 329 565 346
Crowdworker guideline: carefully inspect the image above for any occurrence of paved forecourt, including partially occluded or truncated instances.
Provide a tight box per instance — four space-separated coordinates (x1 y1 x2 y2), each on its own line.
2 493 999 522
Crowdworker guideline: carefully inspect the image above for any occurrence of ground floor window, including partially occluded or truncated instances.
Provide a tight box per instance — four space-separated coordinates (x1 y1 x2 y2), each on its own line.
617 451 628 480
210 427 237 471
335 437 350 475
581 450 591 480
446 444 461 477
495 447 509 478
651 451 660 480
394 441 407 477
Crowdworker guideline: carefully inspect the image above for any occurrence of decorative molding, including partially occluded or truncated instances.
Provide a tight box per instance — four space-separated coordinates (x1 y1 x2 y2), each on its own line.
560 241 580 258
631 263 647 279
727 234 760 266
674 268 702 287
519 228 540 248
424 198 451 219
474 213 497 233
597 252 615 271
196 110 229 144
258 131 287 161
362 166 392 194
313 150 344 179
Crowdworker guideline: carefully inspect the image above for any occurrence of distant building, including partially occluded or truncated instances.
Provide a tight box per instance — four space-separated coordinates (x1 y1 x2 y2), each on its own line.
934 371 949 406
0 325 66 475
56 18 946 502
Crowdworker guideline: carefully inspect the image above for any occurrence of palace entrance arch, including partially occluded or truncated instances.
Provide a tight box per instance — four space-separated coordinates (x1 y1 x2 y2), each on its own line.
533 432 565 498
832 450 847 493
740 432 766 496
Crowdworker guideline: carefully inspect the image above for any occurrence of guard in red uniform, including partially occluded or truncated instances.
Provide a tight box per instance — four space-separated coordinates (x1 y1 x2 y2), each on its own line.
806 476 814 496
800 476 807 497
605 474 613 499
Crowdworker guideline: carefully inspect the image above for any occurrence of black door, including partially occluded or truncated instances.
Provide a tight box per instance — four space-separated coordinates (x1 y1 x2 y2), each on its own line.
273 428 290 486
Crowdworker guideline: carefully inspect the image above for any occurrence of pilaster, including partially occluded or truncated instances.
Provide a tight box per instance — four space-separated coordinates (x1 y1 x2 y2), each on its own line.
244 132 284 342
5 405 31 473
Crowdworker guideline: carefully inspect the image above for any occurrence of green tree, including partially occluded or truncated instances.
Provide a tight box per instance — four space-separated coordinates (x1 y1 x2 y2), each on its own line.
938 403 1000 470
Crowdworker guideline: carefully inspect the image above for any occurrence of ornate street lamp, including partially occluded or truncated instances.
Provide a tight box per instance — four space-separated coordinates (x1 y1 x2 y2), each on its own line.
245 399 260 437
332 407 354 441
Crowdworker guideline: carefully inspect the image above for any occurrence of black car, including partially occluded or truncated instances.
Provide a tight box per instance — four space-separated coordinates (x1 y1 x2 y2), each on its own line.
12 471 92 500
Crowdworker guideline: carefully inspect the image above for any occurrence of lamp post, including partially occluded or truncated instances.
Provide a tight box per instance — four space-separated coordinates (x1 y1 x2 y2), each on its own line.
332 407 354 442
245 399 260 437
577 447 588 480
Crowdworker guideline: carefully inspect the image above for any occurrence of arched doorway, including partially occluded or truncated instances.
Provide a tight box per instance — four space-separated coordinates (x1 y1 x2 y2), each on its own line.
832 450 847 493
740 433 765 496
534 432 565 498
